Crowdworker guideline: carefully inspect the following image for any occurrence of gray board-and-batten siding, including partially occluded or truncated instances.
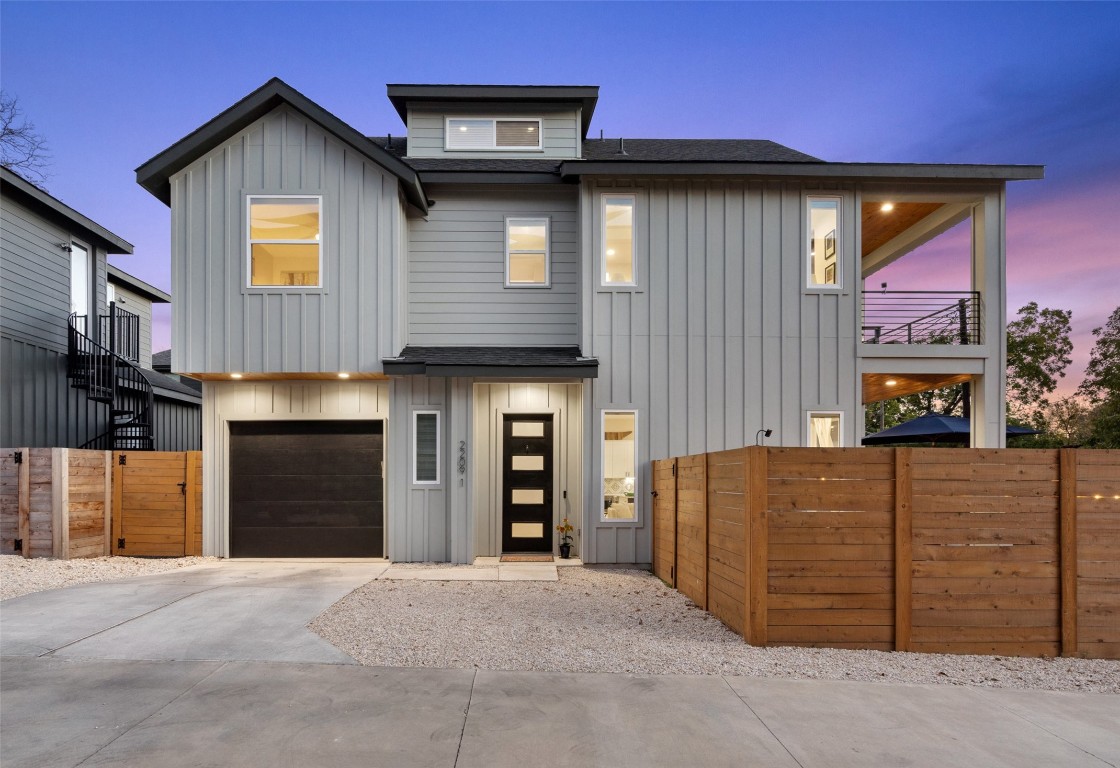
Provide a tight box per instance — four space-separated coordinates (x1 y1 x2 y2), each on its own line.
169 105 405 376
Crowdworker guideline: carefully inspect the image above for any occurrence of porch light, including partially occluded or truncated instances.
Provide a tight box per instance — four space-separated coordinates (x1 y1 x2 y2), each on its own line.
881 203 895 212
231 373 243 379
885 379 898 386
338 372 350 379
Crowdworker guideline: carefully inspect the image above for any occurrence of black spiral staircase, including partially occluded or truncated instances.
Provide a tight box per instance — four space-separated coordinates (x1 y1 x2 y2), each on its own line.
67 303 155 450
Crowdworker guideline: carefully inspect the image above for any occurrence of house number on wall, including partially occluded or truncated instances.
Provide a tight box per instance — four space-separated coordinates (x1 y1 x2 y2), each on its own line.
458 440 467 475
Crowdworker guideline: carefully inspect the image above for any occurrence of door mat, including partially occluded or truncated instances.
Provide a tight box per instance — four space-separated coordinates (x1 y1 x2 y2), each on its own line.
500 554 554 563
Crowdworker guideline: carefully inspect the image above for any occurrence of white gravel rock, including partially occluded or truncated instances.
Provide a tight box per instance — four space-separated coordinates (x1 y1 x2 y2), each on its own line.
311 566 1120 694
0 554 216 600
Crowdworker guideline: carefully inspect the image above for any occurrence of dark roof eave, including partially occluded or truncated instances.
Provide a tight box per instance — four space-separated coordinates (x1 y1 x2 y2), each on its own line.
386 84 600 139
136 78 428 213
1 167 134 254
561 160 1045 182
383 360 598 379
418 171 565 185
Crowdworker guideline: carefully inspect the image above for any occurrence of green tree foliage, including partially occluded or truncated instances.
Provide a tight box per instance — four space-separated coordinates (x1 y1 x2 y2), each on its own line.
1078 307 1120 448
1006 302 1073 424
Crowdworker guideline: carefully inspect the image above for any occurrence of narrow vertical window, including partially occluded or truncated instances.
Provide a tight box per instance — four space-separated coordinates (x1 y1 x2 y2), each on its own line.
602 195 635 286
414 411 440 484
602 411 637 521
247 196 321 287
505 217 550 287
808 411 843 447
807 197 841 288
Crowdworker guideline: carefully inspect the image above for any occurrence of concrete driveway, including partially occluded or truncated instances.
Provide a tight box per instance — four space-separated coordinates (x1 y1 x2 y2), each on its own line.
0 560 389 663
2 562 1117 768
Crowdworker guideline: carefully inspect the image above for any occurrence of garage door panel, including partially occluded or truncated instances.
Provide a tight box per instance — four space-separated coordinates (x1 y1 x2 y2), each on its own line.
232 526 384 558
231 501 383 528
229 420 384 558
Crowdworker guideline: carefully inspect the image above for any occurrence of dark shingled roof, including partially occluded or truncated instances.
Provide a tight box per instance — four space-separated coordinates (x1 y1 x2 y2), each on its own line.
153 349 172 372
367 136 818 176
383 346 597 378
138 367 203 401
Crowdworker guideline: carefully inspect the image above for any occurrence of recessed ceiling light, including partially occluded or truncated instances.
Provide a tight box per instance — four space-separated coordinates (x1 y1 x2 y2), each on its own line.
231 373 243 379
606 248 616 256
338 372 350 379
885 378 898 386
881 203 895 212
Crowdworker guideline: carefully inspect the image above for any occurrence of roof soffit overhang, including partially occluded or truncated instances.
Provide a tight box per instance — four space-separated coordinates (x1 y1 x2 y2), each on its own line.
560 161 1045 183
1 167 134 255
136 78 428 213
107 264 171 303
386 84 600 139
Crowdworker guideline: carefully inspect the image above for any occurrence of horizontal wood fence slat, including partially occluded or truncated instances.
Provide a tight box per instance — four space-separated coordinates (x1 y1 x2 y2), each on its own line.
2 449 201 559
651 446 1119 659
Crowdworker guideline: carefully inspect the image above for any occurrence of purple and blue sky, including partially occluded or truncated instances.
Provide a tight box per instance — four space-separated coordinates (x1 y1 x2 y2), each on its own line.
3 2 1117 394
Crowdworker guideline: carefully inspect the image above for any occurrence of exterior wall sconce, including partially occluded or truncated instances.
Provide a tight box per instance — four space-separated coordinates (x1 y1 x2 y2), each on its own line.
756 428 772 445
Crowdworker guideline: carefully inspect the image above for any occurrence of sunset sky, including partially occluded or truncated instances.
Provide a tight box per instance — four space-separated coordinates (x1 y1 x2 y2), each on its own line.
3 2 1117 394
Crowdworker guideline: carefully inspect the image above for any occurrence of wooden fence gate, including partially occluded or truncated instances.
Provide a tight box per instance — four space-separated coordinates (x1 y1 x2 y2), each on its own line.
112 451 201 556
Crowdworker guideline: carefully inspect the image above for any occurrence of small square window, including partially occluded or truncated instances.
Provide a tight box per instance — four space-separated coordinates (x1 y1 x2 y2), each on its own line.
506 218 550 287
807 411 843 447
247 196 321 287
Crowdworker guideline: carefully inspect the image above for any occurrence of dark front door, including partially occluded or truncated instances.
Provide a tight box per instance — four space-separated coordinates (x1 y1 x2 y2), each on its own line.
502 414 554 553
229 420 384 557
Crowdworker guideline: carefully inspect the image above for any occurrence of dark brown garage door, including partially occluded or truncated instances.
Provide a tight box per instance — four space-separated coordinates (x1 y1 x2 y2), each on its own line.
229 421 384 557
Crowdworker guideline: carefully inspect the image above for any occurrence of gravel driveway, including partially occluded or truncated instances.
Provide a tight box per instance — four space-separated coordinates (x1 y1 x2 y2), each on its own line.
0 554 216 600
311 566 1120 694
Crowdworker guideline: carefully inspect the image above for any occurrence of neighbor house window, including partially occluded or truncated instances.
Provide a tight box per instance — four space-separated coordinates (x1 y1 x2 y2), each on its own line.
70 241 90 316
247 196 321 287
506 217 550 287
446 118 542 150
602 195 635 286
807 411 843 447
602 411 637 521
414 411 440 484
807 197 841 288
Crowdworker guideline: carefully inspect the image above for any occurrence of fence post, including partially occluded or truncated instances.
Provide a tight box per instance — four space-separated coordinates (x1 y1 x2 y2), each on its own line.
103 450 113 556
1059 448 1078 657
51 448 70 559
112 451 124 555
700 453 709 611
747 446 768 646
185 451 201 556
17 447 31 558
671 459 678 588
894 448 913 652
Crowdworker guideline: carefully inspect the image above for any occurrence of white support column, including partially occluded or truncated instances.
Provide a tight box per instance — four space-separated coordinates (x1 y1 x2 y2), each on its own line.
971 188 1008 448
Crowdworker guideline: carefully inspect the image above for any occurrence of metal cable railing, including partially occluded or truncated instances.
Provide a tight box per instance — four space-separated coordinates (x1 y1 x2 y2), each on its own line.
862 291 981 345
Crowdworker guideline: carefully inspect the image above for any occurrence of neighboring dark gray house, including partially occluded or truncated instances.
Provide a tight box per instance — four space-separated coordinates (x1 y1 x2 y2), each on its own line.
135 78 1042 563
1 166 201 451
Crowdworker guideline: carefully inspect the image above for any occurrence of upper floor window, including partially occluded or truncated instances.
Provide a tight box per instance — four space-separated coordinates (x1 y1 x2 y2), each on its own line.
446 118 542 151
807 196 841 289
247 196 321 287
602 195 635 286
506 217 550 287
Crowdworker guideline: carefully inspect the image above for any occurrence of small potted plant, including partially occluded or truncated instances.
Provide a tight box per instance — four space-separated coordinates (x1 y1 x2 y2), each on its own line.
556 517 574 559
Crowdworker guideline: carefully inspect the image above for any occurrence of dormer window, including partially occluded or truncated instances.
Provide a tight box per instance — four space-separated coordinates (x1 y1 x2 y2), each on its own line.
446 117 542 151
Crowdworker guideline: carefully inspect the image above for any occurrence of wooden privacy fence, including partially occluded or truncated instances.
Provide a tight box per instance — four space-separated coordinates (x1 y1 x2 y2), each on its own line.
651 447 1119 659
1 449 201 558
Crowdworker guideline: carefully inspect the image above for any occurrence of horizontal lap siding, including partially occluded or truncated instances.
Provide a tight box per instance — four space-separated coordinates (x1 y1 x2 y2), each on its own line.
408 186 578 346
707 449 746 634
1076 450 1120 658
406 107 580 159
910 448 1060 656
1 199 71 351
172 106 398 374
766 448 895 650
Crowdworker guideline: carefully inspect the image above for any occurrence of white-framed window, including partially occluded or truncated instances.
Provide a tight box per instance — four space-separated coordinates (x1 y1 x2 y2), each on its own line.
413 411 440 484
246 195 322 288
807 411 843 447
601 410 638 522
505 217 550 287
806 196 842 289
601 194 636 287
445 117 542 151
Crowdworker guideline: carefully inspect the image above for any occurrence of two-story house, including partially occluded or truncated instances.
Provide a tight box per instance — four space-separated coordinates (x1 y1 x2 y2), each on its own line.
135 79 1042 563
1 167 201 452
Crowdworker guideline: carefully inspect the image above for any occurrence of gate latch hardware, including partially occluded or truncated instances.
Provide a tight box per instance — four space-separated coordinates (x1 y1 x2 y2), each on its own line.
178 481 187 495
118 454 127 466
117 538 126 550
13 451 22 465
14 538 22 552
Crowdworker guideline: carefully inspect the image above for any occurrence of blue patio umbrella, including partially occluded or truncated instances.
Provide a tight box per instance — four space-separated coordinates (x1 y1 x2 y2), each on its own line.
861 413 1041 445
